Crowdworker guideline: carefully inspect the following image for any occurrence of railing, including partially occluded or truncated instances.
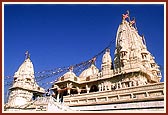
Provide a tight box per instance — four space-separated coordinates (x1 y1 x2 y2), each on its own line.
63 82 164 106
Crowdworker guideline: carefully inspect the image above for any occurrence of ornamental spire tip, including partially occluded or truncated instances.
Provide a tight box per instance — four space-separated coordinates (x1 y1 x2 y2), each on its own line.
25 51 30 60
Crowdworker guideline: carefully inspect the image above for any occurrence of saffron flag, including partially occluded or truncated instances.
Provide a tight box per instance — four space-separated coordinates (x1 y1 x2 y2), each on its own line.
92 57 96 62
122 13 129 19
91 57 96 64
130 19 135 24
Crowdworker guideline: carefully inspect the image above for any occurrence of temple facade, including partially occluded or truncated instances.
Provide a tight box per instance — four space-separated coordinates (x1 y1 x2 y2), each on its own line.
51 12 164 111
4 11 164 112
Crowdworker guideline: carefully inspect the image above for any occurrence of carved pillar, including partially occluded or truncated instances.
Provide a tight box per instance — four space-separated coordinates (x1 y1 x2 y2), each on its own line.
77 87 81 95
67 88 70 95
129 81 132 87
101 83 104 91
108 84 111 91
116 83 118 89
123 82 126 88
57 90 60 102
67 82 72 95
78 90 81 94
137 80 139 86
104 84 107 91
119 81 122 88
133 80 137 86
86 85 90 93
98 84 101 92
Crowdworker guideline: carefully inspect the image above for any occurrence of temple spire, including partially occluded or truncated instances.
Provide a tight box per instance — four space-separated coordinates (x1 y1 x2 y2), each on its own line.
6 52 45 108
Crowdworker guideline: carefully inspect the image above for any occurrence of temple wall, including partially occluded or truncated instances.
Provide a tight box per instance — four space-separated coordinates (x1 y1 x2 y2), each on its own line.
70 100 164 111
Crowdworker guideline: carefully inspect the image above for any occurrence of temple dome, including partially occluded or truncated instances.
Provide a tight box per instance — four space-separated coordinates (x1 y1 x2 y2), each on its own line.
63 70 77 78
102 49 112 64
79 64 99 78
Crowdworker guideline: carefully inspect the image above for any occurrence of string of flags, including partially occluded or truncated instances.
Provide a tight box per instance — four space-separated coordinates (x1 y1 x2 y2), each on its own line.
3 55 97 88
3 60 91 87
4 37 115 88
4 11 136 88
4 62 92 88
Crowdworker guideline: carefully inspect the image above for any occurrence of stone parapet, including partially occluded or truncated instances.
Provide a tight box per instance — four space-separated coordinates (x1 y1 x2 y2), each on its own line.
63 82 164 106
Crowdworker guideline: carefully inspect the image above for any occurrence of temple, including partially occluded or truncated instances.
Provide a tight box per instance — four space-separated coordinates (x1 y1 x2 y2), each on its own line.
51 12 164 111
4 52 45 110
4 11 164 112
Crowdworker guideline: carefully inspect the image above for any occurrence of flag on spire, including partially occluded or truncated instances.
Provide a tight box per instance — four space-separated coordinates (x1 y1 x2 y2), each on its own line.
122 13 129 20
91 57 96 64
130 17 135 24
122 10 129 20
130 17 136 26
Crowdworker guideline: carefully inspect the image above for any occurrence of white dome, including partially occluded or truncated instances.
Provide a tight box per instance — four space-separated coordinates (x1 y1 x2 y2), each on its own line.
102 49 112 64
63 70 77 78
79 64 99 78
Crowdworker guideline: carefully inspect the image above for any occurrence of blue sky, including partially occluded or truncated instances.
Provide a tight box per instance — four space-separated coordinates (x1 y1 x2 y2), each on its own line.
3 3 164 102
